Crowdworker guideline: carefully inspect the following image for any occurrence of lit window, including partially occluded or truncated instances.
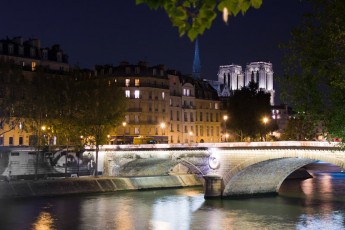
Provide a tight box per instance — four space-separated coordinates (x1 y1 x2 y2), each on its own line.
135 90 140 98
31 62 36 71
162 92 165 100
125 79 130 87
135 79 140 86
215 103 219 109
135 127 139 134
125 90 130 98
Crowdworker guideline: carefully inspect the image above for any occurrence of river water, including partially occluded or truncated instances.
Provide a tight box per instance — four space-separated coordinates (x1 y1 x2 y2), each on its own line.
0 162 345 230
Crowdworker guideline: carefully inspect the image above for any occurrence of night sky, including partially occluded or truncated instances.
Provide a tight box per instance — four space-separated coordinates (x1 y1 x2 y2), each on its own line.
1 0 310 102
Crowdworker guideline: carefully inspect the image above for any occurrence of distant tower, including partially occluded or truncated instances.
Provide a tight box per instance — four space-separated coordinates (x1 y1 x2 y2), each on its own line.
192 38 201 79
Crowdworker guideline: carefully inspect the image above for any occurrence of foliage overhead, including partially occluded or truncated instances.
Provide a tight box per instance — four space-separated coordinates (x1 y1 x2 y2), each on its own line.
225 81 273 141
136 0 263 41
280 0 345 141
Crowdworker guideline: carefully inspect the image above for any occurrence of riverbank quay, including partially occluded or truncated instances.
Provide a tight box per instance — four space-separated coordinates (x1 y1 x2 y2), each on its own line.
0 174 202 199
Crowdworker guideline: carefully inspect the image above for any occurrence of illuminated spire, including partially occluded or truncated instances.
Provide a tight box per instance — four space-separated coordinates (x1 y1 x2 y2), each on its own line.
192 38 201 79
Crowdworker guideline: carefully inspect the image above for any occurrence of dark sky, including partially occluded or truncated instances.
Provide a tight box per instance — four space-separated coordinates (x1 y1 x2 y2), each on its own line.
0 0 310 100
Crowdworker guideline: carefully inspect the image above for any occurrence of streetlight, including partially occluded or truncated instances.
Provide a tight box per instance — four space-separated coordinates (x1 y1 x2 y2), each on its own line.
189 131 193 145
225 133 229 142
160 122 166 143
223 115 228 142
122 122 127 144
262 116 269 141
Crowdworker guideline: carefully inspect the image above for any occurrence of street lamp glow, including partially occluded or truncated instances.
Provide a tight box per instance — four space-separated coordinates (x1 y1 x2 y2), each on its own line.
41 125 46 131
223 115 228 121
189 131 193 136
263 117 269 124
122 122 127 127
160 122 166 129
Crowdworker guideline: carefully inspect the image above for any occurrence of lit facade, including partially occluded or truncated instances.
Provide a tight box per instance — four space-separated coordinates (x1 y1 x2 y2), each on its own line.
95 62 223 144
212 61 275 105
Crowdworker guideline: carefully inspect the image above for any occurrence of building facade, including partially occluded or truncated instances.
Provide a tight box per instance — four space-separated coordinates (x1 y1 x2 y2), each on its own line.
0 37 71 146
0 36 69 72
95 62 223 144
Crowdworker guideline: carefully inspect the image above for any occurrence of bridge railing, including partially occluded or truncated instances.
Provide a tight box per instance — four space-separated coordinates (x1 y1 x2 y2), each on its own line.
88 141 340 151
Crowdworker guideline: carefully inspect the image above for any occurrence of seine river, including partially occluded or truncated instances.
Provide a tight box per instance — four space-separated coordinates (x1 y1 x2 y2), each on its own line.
1 163 345 230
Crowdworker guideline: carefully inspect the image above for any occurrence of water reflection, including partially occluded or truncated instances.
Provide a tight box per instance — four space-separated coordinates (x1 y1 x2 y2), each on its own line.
32 211 56 230
1 163 345 230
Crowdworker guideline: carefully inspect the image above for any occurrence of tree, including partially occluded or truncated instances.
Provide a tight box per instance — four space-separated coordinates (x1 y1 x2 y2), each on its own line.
0 61 26 136
280 0 345 141
136 0 263 41
73 78 126 176
225 81 272 141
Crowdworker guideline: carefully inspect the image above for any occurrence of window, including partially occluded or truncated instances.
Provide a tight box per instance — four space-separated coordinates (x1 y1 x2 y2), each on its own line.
196 125 198 136
177 111 180 121
200 112 203 122
125 90 130 98
215 103 219 110
170 110 173 120
134 90 140 98
126 67 131 74
8 45 14 54
135 127 139 134
209 103 212 109
0 136 3 145
200 126 203 136
206 126 209 136
206 113 209 122
31 62 37 71
183 88 191 96
169 98 172 106
135 115 139 123
135 79 140 86
216 113 219 122
177 124 180 132
19 136 23 145
135 67 140 74
125 79 130 87
162 92 165 100
184 126 188 133
184 112 187 122
125 115 129 122
9 137 13 145
170 124 173 132
210 113 213 122
190 112 194 122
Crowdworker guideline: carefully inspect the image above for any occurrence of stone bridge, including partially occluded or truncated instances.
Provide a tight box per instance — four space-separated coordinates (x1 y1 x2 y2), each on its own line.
92 141 345 198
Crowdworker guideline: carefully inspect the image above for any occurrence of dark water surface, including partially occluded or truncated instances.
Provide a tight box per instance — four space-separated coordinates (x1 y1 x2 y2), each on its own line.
1 162 345 230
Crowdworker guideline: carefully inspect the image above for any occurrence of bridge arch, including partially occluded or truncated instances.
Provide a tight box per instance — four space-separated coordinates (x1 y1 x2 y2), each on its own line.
217 149 345 197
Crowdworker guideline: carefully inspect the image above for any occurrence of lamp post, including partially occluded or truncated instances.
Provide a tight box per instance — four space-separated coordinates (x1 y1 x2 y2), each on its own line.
262 116 269 141
223 115 228 142
122 122 127 144
160 122 166 143
189 131 193 145
225 133 229 142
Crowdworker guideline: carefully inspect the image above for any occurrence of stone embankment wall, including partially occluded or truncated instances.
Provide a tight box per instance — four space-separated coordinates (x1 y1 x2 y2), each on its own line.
0 175 202 199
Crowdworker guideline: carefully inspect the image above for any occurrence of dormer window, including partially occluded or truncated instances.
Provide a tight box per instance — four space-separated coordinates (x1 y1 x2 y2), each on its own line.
42 49 48 60
30 47 36 57
153 69 156 76
135 67 140 74
57 52 62 62
8 44 14 54
125 67 131 74
18 46 24 56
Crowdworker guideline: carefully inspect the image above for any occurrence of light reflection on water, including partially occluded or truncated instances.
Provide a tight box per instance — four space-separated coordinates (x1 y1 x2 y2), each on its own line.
0 163 345 230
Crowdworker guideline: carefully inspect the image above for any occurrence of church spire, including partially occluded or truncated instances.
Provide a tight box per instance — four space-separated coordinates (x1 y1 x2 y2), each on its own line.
192 38 201 79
